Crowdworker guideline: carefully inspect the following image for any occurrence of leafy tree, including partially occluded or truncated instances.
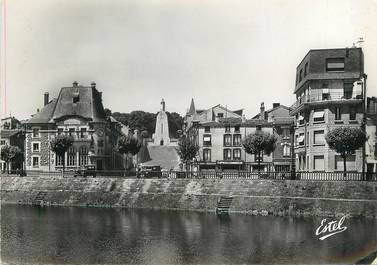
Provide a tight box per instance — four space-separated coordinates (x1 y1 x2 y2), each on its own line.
242 131 277 173
50 135 74 174
326 127 367 177
104 108 112 118
112 110 184 139
176 136 199 171
0 145 23 174
116 135 142 169
167 112 184 138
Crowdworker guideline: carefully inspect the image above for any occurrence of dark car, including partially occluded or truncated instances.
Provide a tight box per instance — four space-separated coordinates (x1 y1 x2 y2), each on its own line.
74 165 96 178
138 165 162 178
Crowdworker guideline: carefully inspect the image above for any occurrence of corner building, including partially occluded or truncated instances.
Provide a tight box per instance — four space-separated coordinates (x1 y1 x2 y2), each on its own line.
290 48 365 172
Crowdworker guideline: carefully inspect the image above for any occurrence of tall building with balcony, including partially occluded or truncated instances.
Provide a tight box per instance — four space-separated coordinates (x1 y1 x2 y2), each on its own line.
290 47 365 172
24 81 125 172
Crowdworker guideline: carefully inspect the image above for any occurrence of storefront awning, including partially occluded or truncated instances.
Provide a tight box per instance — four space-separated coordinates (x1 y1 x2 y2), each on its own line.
216 161 244 165
313 111 325 118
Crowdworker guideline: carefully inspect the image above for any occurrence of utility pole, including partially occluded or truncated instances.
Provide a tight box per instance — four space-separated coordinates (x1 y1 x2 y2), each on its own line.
361 74 368 180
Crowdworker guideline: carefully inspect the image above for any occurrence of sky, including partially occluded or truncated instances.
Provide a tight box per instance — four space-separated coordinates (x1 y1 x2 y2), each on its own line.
1 0 377 120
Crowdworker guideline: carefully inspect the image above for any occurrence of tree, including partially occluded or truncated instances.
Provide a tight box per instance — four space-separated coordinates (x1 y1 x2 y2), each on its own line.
0 145 23 174
176 136 199 172
167 112 184 138
242 131 277 173
326 127 367 177
50 135 74 174
116 135 142 169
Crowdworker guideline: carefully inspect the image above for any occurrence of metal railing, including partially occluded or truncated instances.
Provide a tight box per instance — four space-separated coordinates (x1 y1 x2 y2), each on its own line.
291 92 362 110
2 170 377 181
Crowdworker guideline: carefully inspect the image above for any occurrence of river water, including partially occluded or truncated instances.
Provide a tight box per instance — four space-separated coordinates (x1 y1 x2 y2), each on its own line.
1 205 376 264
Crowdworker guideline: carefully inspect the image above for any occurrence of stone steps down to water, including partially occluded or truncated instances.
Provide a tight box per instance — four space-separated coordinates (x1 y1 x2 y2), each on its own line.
1 176 377 218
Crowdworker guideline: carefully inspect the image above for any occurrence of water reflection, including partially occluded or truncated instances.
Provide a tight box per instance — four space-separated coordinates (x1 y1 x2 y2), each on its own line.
1 205 376 264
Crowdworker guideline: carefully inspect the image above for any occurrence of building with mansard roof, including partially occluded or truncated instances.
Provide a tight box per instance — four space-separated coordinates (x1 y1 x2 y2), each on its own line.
24 81 125 172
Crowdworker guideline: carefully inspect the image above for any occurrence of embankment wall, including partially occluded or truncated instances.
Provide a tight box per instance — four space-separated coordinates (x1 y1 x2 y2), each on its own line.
1 176 377 218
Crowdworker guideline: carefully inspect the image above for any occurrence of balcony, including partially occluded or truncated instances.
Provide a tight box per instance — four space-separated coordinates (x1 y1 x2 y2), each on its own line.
290 91 362 114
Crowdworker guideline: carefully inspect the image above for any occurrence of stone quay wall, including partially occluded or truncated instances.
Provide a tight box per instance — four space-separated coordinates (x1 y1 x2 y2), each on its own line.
1 176 377 218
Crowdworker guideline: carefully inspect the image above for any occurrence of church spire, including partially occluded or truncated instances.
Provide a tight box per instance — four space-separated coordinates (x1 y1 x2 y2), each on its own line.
188 98 196 115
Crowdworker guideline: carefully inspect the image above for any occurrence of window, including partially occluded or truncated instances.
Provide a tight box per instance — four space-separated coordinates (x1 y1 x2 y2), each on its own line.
204 126 210 133
335 107 342 120
225 126 231 132
73 94 80 103
98 140 104 148
217 113 224 118
335 155 356 171
298 133 305 146
67 147 76 166
234 126 240 133
304 62 308 76
344 90 353 99
350 107 357 121
313 110 325 122
256 125 262 131
283 144 290 157
57 128 64 135
32 142 40 152
282 128 290 138
223 149 232 160
69 128 75 137
233 134 242 146
224 134 232 146
79 146 88 166
203 149 211 162
0 140 5 145
233 149 241 160
203 135 211 146
80 128 87 138
313 155 325 171
298 115 305 125
322 91 330 100
56 155 64 166
326 58 345 72
32 156 39 167
32 128 39 138
313 130 325 145
299 69 303 82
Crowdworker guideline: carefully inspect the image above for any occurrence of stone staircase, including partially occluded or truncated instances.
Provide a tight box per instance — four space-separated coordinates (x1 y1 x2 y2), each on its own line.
33 191 47 206
216 196 233 215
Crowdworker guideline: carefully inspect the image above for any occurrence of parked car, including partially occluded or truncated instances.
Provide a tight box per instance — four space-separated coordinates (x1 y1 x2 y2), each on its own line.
138 165 162 178
74 165 96 178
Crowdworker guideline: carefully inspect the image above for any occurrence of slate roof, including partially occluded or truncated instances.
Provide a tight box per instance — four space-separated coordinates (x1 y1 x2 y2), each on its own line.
252 104 291 119
0 129 22 138
52 86 106 122
26 85 107 124
27 98 58 124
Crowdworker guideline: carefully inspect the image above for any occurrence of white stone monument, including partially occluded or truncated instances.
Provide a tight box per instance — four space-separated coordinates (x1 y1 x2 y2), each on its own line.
152 99 170 146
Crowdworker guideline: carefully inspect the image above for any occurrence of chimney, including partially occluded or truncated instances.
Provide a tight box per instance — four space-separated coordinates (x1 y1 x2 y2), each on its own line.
44 92 49 106
73 81 78 87
273 103 280 108
242 114 246 123
260 102 265 120
91 81 96 89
